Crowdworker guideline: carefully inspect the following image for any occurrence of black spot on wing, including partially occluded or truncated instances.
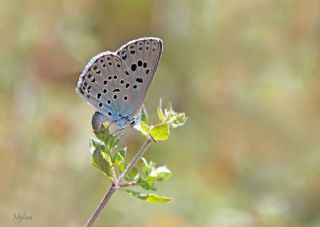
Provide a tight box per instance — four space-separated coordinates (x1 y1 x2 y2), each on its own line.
131 64 137 71
136 78 143 83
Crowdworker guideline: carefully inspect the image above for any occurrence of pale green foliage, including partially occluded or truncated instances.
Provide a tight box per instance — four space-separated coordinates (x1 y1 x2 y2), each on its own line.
126 190 174 204
135 99 187 141
89 100 187 203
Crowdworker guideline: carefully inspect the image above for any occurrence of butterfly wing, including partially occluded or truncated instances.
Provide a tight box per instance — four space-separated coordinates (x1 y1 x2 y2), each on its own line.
116 37 163 116
76 52 134 124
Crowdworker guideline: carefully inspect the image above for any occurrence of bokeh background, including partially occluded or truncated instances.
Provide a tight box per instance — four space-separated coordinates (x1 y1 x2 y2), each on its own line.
1 0 320 226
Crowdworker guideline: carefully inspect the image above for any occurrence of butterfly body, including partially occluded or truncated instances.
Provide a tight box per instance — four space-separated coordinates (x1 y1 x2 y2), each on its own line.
76 37 163 129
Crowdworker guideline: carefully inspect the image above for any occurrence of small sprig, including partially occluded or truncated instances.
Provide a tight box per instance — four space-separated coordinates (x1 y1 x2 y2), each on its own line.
84 99 187 227
135 99 187 141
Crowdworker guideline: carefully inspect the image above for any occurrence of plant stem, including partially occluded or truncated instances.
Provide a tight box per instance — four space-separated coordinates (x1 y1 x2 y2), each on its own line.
110 166 117 185
84 185 116 227
119 181 138 188
84 138 152 227
117 138 152 184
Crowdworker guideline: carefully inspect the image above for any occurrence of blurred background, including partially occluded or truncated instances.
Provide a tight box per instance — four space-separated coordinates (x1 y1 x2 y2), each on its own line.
1 0 320 226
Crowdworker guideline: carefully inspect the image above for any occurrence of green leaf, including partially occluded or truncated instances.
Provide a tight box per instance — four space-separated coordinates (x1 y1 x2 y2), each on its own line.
126 167 140 181
134 121 150 137
89 137 105 154
146 194 174 204
139 105 148 123
96 128 111 142
118 148 126 159
138 176 157 190
126 190 174 204
150 123 169 141
157 104 165 122
119 162 125 173
142 158 156 176
141 122 150 135
91 148 111 178
114 148 126 165
155 166 172 182
107 136 118 150
170 113 187 128
164 102 173 117
142 157 149 175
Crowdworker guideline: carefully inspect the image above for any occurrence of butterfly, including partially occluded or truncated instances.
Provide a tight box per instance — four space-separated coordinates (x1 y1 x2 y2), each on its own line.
76 37 163 133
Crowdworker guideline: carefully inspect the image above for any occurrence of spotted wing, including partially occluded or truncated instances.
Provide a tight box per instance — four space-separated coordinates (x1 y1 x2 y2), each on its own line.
76 52 134 123
116 37 163 116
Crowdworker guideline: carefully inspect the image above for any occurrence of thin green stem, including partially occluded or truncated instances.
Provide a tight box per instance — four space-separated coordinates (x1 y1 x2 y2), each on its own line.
119 181 138 188
116 138 152 184
84 138 152 227
110 165 118 185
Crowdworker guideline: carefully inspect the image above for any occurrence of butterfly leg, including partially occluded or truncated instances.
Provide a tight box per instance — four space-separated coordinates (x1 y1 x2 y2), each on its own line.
112 127 125 137
116 130 126 141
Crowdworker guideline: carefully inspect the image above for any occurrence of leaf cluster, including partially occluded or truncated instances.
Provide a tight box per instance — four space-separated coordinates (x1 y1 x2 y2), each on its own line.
89 100 187 203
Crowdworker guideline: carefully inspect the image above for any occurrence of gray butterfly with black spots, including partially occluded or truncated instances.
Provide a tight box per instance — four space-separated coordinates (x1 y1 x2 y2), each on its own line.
76 37 163 131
